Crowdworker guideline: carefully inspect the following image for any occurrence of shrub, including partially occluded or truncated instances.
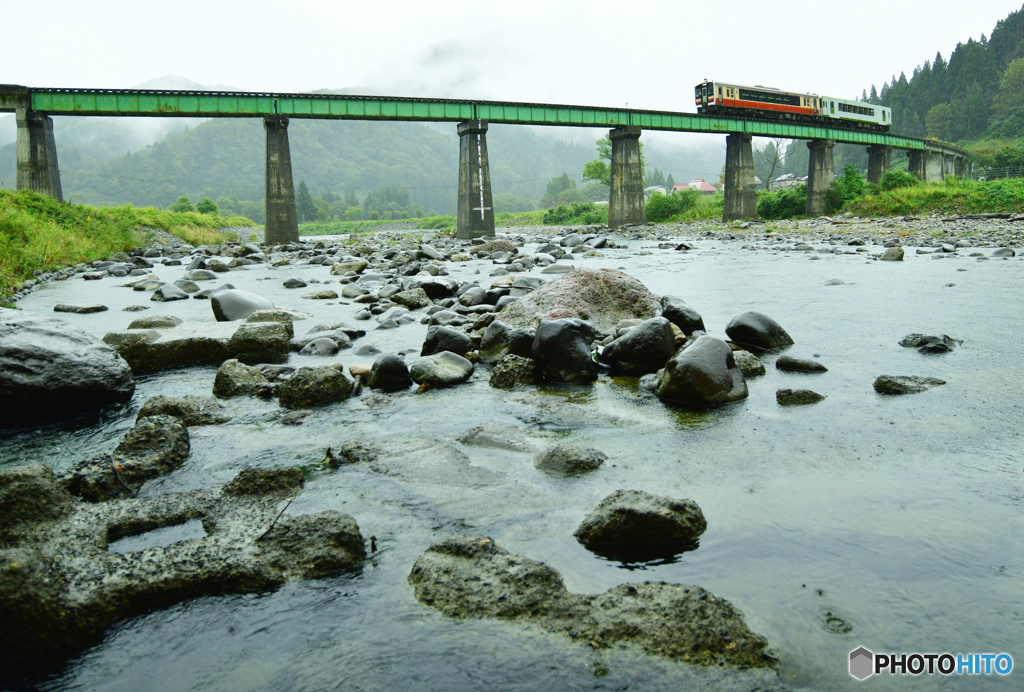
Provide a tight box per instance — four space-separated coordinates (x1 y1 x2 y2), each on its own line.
170 195 194 213
196 196 218 214
757 185 807 219
645 189 700 222
879 169 921 191
825 165 866 213
542 202 607 225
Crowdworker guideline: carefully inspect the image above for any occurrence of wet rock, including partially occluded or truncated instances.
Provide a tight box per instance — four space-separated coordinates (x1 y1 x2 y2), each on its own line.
776 389 826 406
659 296 705 336
880 246 905 261
246 308 310 336
330 259 368 275
404 276 459 300
391 287 432 310
478 321 535 364
655 336 748 409
993 247 1016 257
456 424 537 452
303 289 339 300
0 465 75 544
368 353 413 391
733 350 765 377
408 537 775 670
283 277 307 288
489 354 537 389
277 365 355 409
290 329 353 353
409 351 475 387
60 415 190 501
299 337 342 356
428 309 473 327
211 288 274 322
421 325 473 357
600 316 676 375
212 359 274 398
500 268 660 332
53 304 108 314
574 489 706 562
898 333 962 354
873 375 947 395
0 465 364 673
473 239 516 255
335 437 498 487
137 395 231 426
534 444 606 476
532 318 597 383
0 311 135 427
725 312 794 352
776 355 828 373
151 283 189 301
128 315 183 329
225 322 291 364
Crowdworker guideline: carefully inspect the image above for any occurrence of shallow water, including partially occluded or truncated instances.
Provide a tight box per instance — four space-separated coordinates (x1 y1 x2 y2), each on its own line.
3 235 1022 691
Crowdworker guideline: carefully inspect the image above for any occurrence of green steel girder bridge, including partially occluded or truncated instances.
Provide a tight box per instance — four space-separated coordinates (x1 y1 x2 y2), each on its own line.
1 85 970 240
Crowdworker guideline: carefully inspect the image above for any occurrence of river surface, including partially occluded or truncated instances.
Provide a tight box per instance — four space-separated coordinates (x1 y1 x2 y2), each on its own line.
2 233 1022 691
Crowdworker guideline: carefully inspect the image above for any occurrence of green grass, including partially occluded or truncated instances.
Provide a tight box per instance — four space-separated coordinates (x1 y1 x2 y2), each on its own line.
0 189 251 302
299 215 457 237
843 178 1024 216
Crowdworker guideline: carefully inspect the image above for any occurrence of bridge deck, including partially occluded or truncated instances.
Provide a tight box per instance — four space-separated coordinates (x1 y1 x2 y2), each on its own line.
1 86 970 153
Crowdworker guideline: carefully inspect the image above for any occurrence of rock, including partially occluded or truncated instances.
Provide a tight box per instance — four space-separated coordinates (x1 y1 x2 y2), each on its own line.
104 322 234 373
299 337 342 356
151 283 189 301
368 353 413 391
733 350 765 377
0 311 135 426
456 424 537 452
59 415 190 501
391 287 432 310
137 395 231 426
0 465 75 543
659 296 705 335
283 277 307 288
419 244 444 260
532 318 597 383
246 309 309 337
478 321 535 364
421 325 474 357
277 365 355 409
473 239 516 255
290 329 353 353
873 375 946 395
776 389 826 406
128 315 183 329
53 304 108 314
898 333 961 354
0 465 364 673
404 276 459 300
600 316 676 375
302 289 339 300
330 259 369 275
655 335 748 409
575 489 707 562
427 309 473 327
880 246 905 261
211 288 274 321
534 444 606 476
993 247 1016 257
408 537 775 670
775 355 828 373
489 354 537 389
824 278 845 285
725 311 794 352
499 268 660 332
213 359 274 398
409 351 475 387
225 322 291 364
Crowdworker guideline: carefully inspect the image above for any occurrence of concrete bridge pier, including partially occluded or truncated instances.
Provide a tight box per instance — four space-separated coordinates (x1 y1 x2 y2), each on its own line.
457 120 495 239
263 115 299 245
722 133 757 221
16 109 63 201
608 126 645 229
942 154 957 179
925 151 944 181
805 139 835 217
907 150 926 180
866 145 892 185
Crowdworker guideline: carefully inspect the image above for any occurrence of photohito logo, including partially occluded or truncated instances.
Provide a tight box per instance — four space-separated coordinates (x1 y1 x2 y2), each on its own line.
849 647 1013 680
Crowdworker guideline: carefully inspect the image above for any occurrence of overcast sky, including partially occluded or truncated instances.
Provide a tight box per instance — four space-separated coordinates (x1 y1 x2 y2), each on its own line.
3 0 1022 152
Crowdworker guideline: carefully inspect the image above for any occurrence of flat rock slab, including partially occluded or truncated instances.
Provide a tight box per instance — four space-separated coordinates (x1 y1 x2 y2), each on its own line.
408 536 777 670
53 304 108 314
777 389 826 406
776 355 828 373
873 375 947 395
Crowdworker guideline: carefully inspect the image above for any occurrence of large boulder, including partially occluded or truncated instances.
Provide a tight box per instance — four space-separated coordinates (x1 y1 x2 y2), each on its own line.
873 375 946 395
489 354 537 389
0 310 135 426
724 312 794 352
655 335 748 408
408 537 777 671
534 444 606 477
600 316 676 375
368 353 413 391
500 268 660 333
212 359 274 398
478 321 535 364
420 325 474 357
277 365 355 409
659 296 706 336
574 489 707 562
531 318 597 383
0 465 75 544
210 288 274 322
60 415 190 501
409 351 475 387
225 322 291 364
137 395 231 426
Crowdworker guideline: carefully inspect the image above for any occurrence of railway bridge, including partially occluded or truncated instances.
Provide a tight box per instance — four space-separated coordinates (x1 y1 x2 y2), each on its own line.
0 85 970 242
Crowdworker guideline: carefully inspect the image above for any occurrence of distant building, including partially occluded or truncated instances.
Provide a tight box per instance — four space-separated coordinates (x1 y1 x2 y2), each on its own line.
772 173 808 190
644 185 667 199
677 179 717 195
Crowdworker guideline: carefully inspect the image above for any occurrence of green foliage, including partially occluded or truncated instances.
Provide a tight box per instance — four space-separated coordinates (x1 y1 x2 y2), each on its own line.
295 180 317 222
298 214 457 237
492 193 534 213
845 177 1024 216
824 165 866 213
196 196 218 214
542 202 608 225
540 173 577 208
879 168 922 191
581 134 646 189
345 206 362 221
757 185 808 219
645 189 701 222
170 195 194 212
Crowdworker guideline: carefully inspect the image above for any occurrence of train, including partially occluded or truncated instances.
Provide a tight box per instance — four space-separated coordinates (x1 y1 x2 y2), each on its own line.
694 80 891 131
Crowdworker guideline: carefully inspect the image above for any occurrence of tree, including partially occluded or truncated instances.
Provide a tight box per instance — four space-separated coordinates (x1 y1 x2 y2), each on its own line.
925 103 952 138
196 196 218 214
539 172 577 208
296 180 317 223
345 206 361 221
754 138 787 190
994 56 1024 114
170 195 194 213
665 173 676 191
581 134 646 188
